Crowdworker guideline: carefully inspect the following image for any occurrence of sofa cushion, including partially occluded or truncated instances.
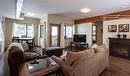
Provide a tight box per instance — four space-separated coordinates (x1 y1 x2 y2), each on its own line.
66 49 95 66
94 44 107 53
21 42 29 51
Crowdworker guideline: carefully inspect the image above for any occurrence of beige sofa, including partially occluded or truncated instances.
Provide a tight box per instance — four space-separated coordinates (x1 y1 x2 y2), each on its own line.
51 45 109 76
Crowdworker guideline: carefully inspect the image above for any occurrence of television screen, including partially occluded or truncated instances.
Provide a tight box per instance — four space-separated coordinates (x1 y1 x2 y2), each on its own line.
73 34 86 42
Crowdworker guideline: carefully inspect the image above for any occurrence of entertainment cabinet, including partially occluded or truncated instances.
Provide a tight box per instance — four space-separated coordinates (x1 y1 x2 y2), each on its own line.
109 38 130 59
71 34 88 50
70 42 88 50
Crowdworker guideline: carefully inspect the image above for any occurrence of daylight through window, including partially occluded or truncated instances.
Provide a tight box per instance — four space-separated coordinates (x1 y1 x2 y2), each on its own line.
64 25 75 38
13 23 34 38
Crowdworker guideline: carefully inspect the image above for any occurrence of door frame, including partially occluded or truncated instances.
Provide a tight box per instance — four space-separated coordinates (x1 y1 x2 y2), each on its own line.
92 21 103 45
50 23 61 47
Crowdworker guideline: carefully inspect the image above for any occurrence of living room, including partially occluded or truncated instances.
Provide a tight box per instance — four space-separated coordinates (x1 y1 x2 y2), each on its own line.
0 0 130 76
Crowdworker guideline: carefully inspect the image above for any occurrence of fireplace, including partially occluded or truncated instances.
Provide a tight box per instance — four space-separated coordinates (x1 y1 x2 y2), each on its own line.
109 38 130 59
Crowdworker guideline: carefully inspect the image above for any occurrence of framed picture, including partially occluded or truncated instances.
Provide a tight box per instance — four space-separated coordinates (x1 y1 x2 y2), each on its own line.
108 25 117 32
40 25 44 38
118 24 129 32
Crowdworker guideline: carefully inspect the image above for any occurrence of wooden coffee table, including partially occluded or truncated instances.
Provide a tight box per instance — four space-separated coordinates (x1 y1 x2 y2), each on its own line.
19 58 61 76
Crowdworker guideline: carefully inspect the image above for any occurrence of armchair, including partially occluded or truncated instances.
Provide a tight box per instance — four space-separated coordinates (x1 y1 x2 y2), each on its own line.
8 46 38 76
7 43 47 76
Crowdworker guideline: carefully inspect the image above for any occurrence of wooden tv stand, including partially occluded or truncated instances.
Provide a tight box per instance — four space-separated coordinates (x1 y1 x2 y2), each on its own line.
71 42 88 49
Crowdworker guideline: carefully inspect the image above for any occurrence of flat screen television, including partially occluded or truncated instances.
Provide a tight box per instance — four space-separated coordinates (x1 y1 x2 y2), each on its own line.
73 34 86 42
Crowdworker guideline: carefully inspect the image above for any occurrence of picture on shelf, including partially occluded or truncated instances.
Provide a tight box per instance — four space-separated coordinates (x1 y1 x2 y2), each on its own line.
108 25 117 32
118 24 129 32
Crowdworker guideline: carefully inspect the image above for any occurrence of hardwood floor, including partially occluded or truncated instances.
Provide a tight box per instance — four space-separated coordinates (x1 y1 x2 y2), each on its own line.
0 53 9 76
100 56 130 76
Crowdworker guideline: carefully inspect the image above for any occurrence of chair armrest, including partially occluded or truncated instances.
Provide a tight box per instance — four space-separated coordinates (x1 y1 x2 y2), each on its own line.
51 56 73 76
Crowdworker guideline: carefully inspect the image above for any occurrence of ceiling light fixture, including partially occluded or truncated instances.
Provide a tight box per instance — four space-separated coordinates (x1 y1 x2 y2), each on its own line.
18 13 24 20
80 8 91 13
26 12 35 16
16 0 24 19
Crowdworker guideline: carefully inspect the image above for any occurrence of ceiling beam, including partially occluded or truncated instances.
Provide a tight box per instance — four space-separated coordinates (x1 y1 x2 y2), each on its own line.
74 10 130 24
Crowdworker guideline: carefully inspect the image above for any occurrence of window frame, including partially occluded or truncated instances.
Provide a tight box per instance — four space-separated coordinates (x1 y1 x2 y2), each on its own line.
64 25 75 39
13 23 34 38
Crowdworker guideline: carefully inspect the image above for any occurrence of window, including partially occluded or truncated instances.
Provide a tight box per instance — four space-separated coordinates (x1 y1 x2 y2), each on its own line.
13 23 33 38
52 26 58 36
64 25 75 38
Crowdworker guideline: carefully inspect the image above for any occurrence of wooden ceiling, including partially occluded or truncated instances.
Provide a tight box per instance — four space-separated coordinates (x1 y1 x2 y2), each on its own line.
74 10 130 24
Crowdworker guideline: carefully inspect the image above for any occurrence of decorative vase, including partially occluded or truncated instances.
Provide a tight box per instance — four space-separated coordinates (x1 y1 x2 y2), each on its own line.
117 34 121 38
123 34 127 39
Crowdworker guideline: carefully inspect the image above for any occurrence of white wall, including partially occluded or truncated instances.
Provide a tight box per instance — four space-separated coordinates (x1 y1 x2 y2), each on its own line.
77 23 92 47
103 19 130 47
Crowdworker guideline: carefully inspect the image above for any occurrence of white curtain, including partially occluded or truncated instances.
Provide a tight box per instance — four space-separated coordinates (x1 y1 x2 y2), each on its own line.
60 23 65 48
32 24 34 38
12 23 16 37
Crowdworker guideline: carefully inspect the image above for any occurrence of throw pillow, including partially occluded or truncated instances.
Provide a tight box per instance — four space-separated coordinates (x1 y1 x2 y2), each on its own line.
21 42 29 51
66 49 95 66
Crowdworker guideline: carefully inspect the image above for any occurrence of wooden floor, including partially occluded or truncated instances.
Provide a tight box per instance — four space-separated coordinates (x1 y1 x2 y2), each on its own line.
100 56 130 76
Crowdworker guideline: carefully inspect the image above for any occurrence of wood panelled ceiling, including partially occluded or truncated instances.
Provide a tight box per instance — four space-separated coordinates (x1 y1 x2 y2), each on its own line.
74 10 130 24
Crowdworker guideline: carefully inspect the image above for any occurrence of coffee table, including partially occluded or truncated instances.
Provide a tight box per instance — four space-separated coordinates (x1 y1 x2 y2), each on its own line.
19 57 61 76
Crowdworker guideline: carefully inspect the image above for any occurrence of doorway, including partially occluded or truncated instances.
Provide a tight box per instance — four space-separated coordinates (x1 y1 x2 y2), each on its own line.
50 24 61 47
92 21 103 45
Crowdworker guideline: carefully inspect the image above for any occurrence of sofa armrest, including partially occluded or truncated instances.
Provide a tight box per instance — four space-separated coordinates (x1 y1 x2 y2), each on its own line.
51 56 64 64
51 56 73 76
